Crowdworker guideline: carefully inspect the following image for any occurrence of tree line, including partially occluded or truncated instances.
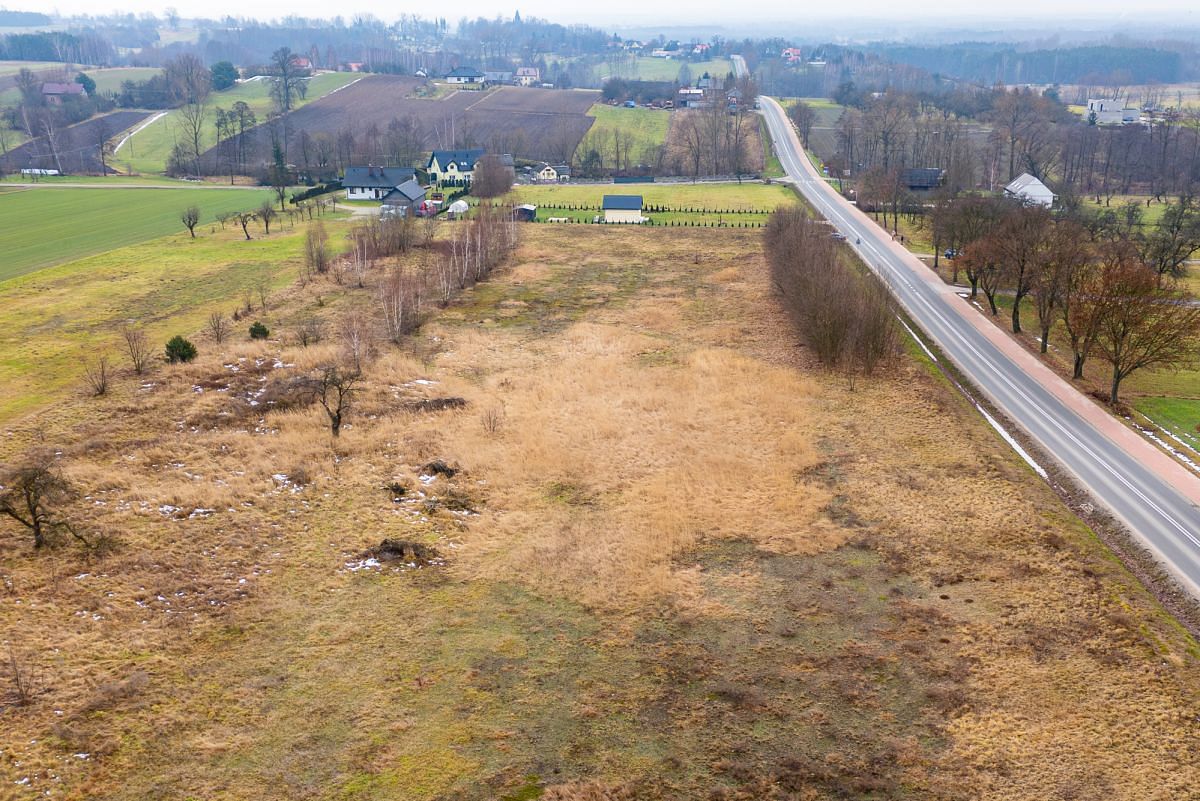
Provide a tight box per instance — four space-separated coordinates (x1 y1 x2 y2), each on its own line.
932 195 1200 403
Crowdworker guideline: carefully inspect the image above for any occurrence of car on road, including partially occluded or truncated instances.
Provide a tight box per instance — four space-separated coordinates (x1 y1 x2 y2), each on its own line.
831 232 847 241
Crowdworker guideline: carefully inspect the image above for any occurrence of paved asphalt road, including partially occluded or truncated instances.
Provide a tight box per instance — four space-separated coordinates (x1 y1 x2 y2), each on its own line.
757 95 1200 598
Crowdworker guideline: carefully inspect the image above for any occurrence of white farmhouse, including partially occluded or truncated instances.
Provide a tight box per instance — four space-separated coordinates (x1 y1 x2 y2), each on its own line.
1004 173 1056 208
343 166 418 200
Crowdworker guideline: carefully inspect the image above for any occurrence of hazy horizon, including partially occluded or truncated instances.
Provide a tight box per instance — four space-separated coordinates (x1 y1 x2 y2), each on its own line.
21 1 1200 40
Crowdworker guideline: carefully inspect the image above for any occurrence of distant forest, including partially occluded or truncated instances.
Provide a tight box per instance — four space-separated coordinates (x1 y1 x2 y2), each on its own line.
867 43 1191 86
0 9 50 26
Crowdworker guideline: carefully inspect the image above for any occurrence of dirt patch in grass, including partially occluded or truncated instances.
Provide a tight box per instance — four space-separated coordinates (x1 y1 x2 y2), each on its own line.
0 225 1197 800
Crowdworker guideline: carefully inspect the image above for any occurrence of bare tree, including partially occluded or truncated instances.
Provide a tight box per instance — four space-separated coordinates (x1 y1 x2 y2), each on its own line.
82 356 109 396
270 47 304 115
121 326 152 374
303 221 330 278
234 211 256 240
378 268 422 342
180 205 201 238
338 311 374 374
471 154 514 198
789 100 817 149
176 99 209 175
258 201 277 235
207 311 229 343
0 451 87 549
313 365 360 437
1029 221 1091 354
296 316 324 346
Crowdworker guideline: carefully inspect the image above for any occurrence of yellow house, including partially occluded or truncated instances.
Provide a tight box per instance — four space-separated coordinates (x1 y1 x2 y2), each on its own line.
427 149 485 185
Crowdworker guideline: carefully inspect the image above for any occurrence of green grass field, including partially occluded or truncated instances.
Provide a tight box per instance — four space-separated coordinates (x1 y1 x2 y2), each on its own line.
511 180 796 212
575 103 670 162
1133 396 1200 454
0 59 66 77
0 186 276 281
633 57 733 82
112 73 360 174
0 218 322 421
84 67 162 95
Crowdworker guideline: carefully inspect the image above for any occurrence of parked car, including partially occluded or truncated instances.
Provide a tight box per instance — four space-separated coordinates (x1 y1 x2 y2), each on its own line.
943 248 959 259
831 232 847 241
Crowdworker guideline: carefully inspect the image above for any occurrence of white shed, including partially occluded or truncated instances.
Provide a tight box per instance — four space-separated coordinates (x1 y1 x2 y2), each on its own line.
602 194 644 223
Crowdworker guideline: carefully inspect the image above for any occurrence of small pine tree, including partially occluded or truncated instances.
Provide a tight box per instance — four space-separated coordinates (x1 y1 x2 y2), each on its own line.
249 321 270 340
164 335 197 363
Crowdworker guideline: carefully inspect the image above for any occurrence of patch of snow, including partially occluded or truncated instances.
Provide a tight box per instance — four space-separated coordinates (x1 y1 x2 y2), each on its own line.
345 557 381 572
977 407 1048 479
1131 420 1200 475
188 508 215 519
418 474 437 485
896 316 937 363
158 505 179 516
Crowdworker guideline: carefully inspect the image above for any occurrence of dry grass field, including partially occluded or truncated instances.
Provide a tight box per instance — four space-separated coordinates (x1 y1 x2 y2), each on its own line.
1 224 1198 800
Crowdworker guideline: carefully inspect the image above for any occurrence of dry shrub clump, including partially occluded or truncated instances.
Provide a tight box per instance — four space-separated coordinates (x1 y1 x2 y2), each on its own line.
764 207 898 381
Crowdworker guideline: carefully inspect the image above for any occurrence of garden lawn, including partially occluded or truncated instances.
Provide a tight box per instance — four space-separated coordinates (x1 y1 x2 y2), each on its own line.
0 186 275 281
112 72 360 174
576 103 670 162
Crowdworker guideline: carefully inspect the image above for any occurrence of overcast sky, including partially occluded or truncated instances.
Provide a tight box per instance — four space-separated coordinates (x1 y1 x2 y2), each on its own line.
37 0 1197 34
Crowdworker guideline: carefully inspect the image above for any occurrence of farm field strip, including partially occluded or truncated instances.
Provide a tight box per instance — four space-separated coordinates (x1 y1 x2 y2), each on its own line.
203 76 600 167
576 103 671 162
115 71 361 174
0 185 275 281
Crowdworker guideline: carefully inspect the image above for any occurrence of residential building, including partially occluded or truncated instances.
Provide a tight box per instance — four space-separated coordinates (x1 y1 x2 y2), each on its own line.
41 82 85 105
1004 173 1055 208
901 168 945 191
516 66 540 86
484 70 513 85
533 162 571 183
380 179 427 216
427 148 486 185
602 194 644 223
343 165 418 200
781 47 803 64
1084 98 1137 125
445 66 484 85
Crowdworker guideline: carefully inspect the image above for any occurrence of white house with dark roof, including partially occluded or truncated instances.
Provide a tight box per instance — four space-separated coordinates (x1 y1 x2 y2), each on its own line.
1004 173 1055 208
445 66 484 85
343 165 418 200
602 194 644 223
516 66 540 86
427 149 485 185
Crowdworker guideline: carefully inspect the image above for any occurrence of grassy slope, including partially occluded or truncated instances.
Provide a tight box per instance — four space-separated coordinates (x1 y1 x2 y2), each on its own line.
0 213 328 421
575 103 670 162
83 67 161 95
0 186 275 281
1 226 1198 800
113 73 360 174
